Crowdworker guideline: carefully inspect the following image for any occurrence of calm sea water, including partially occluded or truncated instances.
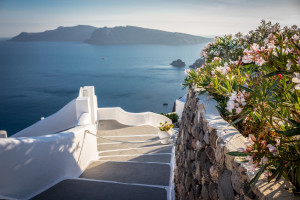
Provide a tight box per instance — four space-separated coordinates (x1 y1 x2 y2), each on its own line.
0 39 206 136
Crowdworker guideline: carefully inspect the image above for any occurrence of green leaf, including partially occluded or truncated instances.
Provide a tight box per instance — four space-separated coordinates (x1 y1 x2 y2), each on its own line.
263 71 293 78
265 79 279 97
248 165 266 194
238 85 254 94
288 119 300 127
250 112 260 124
268 164 284 182
275 127 300 137
230 110 252 125
227 151 251 157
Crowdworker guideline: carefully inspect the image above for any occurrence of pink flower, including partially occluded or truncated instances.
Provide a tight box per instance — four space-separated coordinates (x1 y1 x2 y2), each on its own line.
214 51 220 56
237 148 244 152
236 107 242 114
251 43 260 52
260 156 268 165
213 57 221 62
185 69 191 75
275 138 280 147
255 56 265 66
278 74 283 80
267 144 279 156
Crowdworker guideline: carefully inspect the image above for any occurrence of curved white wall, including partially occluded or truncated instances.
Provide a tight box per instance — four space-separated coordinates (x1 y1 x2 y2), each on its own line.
0 124 97 200
13 99 77 137
97 107 171 127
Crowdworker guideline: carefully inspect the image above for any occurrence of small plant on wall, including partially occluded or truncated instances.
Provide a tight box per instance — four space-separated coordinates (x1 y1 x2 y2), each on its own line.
158 121 174 132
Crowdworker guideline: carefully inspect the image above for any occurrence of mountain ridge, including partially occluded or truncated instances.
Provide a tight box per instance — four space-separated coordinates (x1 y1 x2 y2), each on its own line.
10 25 212 45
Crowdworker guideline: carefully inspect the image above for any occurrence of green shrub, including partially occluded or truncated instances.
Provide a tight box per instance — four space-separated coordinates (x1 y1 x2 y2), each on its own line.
160 113 179 123
184 20 300 194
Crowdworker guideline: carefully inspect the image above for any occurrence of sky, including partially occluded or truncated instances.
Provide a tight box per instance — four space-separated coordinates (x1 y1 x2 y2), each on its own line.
0 0 299 38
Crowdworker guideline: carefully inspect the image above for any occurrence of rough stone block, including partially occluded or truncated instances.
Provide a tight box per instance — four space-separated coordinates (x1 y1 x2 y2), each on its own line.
231 169 242 193
225 151 234 171
218 170 235 200
203 130 210 144
205 146 216 164
209 127 218 148
200 183 209 200
215 143 225 167
209 164 223 183
208 182 218 200
195 184 202 199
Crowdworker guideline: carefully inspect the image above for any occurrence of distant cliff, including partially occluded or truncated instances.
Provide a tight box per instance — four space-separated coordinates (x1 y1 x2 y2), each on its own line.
85 26 212 45
10 25 97 42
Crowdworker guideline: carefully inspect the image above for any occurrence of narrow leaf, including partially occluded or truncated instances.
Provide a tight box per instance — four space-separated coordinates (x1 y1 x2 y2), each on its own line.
265 79 279 97
263 71 293 78
288 119 300 127
239 85 254 93
275 127 300 137
227 151 251 157
248 165 266 194
230 110 252 125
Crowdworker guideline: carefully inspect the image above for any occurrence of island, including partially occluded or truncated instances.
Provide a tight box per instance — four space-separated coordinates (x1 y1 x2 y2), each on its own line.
85 26 211 45
9 25 97 42
189 58 205 68
9 25 213 45
170 59 186 67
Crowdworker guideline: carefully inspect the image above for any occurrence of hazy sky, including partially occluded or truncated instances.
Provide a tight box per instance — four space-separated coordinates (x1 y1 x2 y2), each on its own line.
0 0 299 38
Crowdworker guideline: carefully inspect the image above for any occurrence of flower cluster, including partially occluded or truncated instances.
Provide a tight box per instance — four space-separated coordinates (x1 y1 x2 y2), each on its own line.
183 20 300 192
226 91 247 113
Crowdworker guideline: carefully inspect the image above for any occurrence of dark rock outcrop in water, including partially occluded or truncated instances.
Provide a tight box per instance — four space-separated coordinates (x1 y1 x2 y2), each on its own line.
10 25 97 42
170 59 186 67
85 26 212 45
189 58 205 68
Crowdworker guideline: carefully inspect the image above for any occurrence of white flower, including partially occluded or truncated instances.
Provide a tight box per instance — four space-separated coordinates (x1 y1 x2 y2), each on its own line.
242 54 253 63
255 56 265 66
214 51 220 56
267 144 279 156
292 73 300 90
267 42 275 50
283 48 291 55
226 100 235 113
185 69 191 75
292 34 299 41
237 148 244 152
251 43 260 51
286 60 292 70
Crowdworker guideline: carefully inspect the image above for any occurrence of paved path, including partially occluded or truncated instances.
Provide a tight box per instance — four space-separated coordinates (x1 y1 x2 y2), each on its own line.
32 120 175 200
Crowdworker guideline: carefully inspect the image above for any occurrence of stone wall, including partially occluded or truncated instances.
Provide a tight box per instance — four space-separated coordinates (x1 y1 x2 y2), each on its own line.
174 88 296 200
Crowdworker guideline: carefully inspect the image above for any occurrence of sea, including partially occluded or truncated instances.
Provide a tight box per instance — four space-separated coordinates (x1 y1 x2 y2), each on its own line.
0 39 207 136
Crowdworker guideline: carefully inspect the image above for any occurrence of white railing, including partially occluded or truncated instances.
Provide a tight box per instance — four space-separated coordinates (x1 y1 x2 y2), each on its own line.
0 124 98 200
97 107 171 127
0 86 99 199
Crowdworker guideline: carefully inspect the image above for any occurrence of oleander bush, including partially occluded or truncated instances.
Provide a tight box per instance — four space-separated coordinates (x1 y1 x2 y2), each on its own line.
183 20 300 194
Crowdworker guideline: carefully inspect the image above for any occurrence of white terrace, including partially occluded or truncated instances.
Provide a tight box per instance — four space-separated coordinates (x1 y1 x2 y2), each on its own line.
0 86 175 200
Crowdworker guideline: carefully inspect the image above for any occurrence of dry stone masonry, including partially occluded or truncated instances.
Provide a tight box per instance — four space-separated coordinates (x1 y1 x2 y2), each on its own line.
174 88 297 200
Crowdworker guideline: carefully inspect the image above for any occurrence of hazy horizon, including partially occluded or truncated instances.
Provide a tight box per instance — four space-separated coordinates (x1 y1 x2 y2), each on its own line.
0 0 299 38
